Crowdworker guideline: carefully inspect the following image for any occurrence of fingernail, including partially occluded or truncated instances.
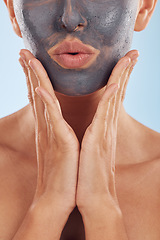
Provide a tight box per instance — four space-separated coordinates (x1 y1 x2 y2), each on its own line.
125 58 131 67
29 60 35 70
131 54 138 61
131 51 139 61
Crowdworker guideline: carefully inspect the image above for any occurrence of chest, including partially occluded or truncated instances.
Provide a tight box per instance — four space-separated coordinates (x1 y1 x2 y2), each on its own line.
1 162 160 240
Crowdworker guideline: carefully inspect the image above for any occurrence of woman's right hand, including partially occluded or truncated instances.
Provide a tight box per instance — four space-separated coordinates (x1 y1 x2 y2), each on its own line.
19 49 80 216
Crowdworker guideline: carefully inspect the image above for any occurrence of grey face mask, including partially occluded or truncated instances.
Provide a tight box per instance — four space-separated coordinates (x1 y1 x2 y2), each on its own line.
14 0 138 96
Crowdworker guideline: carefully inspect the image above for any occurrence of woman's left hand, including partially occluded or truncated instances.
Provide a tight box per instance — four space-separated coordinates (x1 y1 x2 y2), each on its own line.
76 50 139 213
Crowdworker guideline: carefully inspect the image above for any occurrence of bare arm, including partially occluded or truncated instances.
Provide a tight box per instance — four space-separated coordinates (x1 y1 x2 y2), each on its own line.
12 50 80 239
81 203 128 240
12 199 70 240
76 50 139 240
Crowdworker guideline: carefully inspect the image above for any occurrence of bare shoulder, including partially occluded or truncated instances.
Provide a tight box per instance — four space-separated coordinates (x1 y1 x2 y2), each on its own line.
0 104 36 157
0 106 28 169
0 106 37 239
0 104 37 193
129 114 160 161
0 105 30 149
116 113 160 187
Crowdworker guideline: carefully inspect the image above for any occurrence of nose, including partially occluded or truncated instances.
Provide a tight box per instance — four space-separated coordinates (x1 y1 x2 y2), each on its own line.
61 0 87 32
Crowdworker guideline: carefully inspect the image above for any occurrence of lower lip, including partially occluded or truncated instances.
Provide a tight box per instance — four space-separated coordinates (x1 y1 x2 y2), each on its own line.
52 53 94 69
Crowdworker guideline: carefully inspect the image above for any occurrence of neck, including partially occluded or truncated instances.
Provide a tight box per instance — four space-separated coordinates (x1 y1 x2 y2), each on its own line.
25 87 141 166
55 86 107 143
54 88 130 144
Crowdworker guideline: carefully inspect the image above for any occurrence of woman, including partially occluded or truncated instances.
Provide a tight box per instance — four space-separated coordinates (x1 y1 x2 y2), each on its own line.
0 0 160 239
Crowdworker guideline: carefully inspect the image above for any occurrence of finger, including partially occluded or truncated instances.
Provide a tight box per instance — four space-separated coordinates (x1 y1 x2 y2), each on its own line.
102 51 139 178
117 50 139 103
89 83 119 139
19 50 68 142
28 66 47 127
19 57 34 113
20 49 62 115
107 49 139 87
19 50 57 100
121 58 138 102
19 54 48 138
111 61 132 126
34 86 63 126
113 58 138 127
107 50 139 128
26 56 65 123
92 56 131 126
29 59 55 96
88 56 131 139
106 62 133 176
101 57 131 131
107 56 131 87
35 86 75 145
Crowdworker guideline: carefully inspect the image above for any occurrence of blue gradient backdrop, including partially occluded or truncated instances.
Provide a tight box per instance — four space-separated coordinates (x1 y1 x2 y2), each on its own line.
0 1 160 132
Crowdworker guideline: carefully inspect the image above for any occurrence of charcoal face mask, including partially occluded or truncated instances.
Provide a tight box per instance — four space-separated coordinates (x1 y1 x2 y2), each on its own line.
13 0 138 96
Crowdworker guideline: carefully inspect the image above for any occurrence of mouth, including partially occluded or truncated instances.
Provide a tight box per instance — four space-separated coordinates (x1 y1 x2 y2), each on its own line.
47 39 100 69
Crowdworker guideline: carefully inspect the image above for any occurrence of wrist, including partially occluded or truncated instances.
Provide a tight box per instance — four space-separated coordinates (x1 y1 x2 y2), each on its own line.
78 193 120 216
13 199 71 240
82 203 122 222
79 200 128 240
32 192 75 214
79 198 123 231
30 194 72 225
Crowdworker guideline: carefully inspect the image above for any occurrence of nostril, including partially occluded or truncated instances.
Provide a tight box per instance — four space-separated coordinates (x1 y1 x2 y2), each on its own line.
62 24 66 29
77 23 84 28
61 22 84 31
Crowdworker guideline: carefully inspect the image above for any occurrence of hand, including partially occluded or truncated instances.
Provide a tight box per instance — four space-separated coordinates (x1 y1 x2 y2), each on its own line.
19 49 80 215
76 50 139 213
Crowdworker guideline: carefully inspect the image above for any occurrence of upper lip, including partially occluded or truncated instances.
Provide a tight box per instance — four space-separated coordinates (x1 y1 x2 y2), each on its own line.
48 40 97 55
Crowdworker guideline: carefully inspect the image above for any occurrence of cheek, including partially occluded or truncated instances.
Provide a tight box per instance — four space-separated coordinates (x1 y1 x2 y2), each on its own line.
14 1 59 40
86 0 138 46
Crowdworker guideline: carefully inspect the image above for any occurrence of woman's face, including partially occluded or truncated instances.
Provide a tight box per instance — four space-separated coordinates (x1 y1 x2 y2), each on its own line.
13 0 139 96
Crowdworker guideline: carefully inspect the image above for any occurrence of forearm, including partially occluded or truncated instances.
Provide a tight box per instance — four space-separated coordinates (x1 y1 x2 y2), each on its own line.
80 201 128 240
12 200 70 240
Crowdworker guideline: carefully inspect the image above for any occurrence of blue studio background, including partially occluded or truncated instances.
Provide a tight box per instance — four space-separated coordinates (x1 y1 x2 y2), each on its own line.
0 1 160 133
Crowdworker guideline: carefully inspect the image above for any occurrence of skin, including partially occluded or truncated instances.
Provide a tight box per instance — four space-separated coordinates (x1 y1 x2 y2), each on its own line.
1 0 160 239
13 0 139 96
14 49 135 240
1 49 160 239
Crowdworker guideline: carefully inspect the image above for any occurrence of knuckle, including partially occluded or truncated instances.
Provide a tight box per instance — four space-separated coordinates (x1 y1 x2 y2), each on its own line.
28 93 33 105
31 90 36 99
29 58 36 65
50 97 59 107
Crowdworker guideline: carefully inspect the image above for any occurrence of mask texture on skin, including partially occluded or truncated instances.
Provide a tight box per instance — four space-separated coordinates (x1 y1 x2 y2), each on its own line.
13 0 138 96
